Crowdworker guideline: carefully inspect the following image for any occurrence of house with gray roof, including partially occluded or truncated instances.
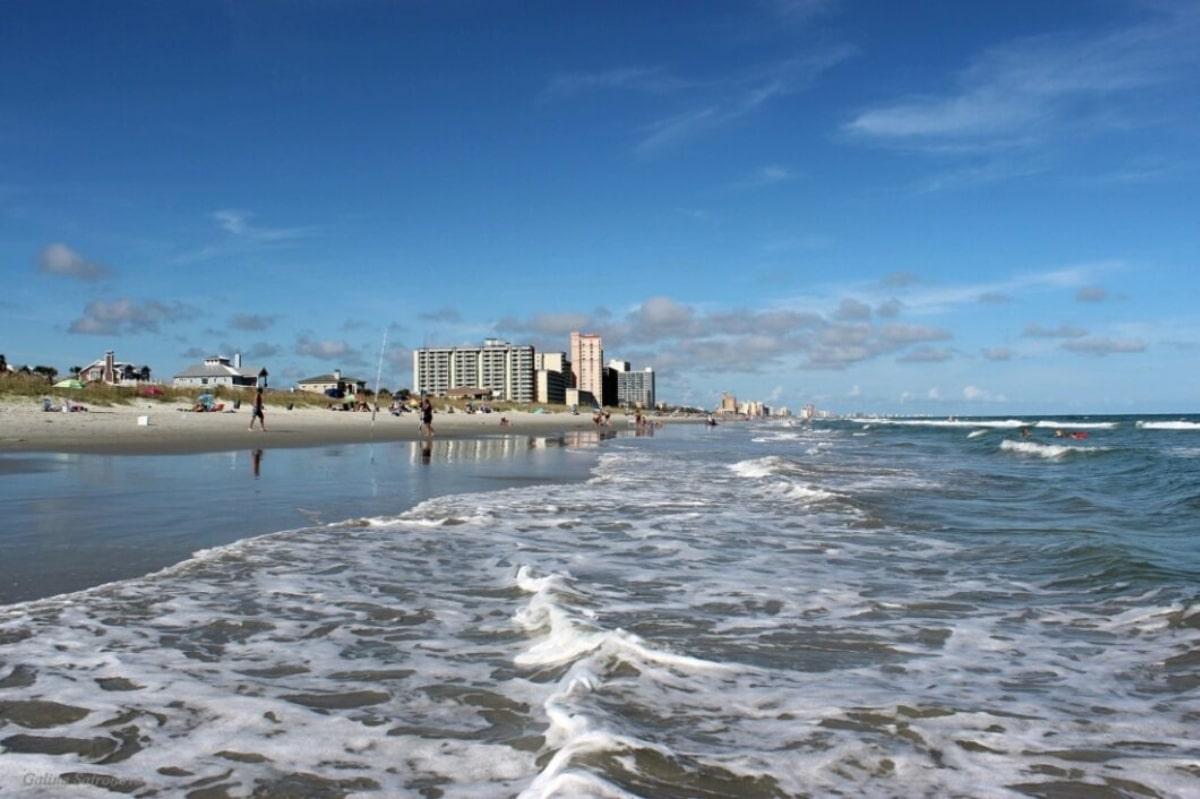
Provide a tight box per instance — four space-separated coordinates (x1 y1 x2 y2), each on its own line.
173 354 268 389
297 368 367 399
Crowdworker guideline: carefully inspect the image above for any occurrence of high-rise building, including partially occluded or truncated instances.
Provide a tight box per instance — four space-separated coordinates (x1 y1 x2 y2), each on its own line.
534 352 570 405
616 367 655 409
570 332 604 404
413 339 535 402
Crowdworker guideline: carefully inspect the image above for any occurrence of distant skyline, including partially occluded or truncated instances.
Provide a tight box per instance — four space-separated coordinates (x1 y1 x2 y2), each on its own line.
4 1 1199 414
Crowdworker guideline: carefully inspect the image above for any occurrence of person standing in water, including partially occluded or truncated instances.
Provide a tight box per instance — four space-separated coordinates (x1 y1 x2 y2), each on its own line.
421 396 434 438
248 387 266 431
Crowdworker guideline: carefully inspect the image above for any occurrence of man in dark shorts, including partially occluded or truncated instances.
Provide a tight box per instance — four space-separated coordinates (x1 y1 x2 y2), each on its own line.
248 387 266 431
421 396 434 438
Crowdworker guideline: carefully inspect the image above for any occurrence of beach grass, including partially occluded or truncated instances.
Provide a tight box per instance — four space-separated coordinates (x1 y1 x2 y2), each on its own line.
1 374 585 416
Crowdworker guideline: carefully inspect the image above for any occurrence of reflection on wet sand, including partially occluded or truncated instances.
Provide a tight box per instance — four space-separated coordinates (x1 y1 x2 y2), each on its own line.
405 430 621 464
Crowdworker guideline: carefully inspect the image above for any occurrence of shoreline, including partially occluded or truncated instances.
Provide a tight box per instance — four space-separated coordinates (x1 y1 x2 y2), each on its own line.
0 398 675 456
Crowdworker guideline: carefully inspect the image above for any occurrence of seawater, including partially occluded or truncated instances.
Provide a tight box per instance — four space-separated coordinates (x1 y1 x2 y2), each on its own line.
1 417 1198 798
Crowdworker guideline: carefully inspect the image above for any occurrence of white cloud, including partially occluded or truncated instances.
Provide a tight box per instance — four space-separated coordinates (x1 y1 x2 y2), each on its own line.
68 297 197 335
1023 323 1088 339
295 335 364 365
38 243 112 282
834 298 872 321
982 347 1014 361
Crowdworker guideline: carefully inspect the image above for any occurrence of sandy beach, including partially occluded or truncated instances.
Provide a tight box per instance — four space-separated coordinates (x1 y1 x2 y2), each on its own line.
0 397 636 455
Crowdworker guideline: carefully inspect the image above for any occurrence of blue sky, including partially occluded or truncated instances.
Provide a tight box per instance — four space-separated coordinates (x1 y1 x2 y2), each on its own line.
4 0 1198 415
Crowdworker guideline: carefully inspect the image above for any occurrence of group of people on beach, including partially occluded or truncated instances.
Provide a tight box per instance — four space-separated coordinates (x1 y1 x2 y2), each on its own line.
42 397 88 413
633 411 661 434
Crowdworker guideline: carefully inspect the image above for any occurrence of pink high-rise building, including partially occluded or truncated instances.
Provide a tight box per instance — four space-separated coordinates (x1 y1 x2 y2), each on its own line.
569 331 604 404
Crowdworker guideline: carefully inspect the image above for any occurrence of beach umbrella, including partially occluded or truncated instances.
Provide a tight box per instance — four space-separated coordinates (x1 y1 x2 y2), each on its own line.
54 378 85 389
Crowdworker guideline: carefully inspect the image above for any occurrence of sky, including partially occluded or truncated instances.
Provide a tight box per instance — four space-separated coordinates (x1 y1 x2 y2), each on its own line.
3 0 1199 415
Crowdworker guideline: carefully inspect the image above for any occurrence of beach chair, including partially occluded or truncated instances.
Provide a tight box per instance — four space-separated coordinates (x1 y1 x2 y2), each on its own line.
42 397 60 412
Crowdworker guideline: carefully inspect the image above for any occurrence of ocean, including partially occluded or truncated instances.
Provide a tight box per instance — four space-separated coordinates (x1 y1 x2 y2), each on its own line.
1 417 1198 798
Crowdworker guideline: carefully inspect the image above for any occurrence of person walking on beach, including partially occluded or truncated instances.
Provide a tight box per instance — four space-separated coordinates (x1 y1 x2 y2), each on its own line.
248 387 266 431
421 396 434 438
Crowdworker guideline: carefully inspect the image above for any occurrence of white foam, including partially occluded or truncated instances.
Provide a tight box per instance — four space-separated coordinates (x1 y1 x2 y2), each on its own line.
874 417 1028 429
1 422 1194 798
1000 439 1084 458
1137 419 1200 430
727 455 789 478
1034 419 1119 429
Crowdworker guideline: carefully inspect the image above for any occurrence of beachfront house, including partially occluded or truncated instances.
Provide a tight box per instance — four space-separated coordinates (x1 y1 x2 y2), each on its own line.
173 354 268 389
79 351 152 386
297 369 367 400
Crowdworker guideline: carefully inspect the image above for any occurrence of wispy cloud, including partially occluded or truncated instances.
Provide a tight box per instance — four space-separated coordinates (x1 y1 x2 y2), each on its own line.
543 67 691 99
865 263 1121 318
1076 285 1108 303
212 209 313 242
418 308 463 324
897 346 954 363
547 46 852 155
738 164 801 189
172 210 316 264
845 6 1200 149
637 52 851 152
761 0 840 25
1062 336 1146 356
229 313 278 331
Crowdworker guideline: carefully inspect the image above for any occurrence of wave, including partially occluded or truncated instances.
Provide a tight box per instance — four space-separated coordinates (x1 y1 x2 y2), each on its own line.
1034 420 1119 429
1137 420 1200 431
999 440 1110 459
874 418 1027 429
728 455 791 479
